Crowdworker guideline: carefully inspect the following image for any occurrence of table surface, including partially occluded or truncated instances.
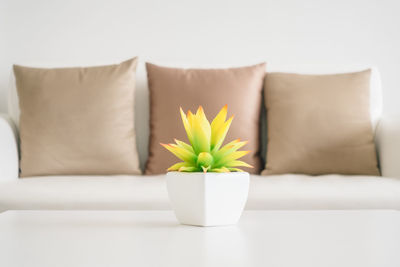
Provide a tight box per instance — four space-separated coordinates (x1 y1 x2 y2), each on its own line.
0 210 399 267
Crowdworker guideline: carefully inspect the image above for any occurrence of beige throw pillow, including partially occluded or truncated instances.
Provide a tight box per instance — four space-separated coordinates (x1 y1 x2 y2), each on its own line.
262 69 380 176
14 58 141 177
145 62 266 174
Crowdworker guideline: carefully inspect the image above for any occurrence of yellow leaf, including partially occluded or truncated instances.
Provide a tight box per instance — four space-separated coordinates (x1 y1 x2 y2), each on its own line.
174 139 194 153
213 139 248 161
180 108 193 145
225 160 253 168
187 110 195 127
210 105 227 148
211 115 233 152
190 106 211 153
179 166 198 172
161 143 196 163
167 162 190 171
215 150 250 166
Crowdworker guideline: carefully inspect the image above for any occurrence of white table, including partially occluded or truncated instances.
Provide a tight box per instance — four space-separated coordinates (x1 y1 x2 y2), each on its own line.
0 210 399 267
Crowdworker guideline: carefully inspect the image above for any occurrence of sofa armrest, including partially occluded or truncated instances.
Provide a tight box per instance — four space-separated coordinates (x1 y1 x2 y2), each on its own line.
376 115 400 178
0 114 19 180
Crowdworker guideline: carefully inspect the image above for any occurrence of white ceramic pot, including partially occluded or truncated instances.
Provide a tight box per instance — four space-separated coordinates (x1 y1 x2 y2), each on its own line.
166 171 249 226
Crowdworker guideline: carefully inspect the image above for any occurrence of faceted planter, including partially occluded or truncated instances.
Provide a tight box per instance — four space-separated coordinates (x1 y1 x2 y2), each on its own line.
166 171 249 226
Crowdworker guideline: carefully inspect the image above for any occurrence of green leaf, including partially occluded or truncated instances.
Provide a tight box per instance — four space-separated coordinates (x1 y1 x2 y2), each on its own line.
167 162 192 171
161 143 197 163
179 166 199 172
174 139 194 153
197 152 213 168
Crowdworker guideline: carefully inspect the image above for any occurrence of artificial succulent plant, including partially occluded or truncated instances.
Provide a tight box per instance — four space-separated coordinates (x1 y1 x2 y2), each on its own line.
161 105 252 173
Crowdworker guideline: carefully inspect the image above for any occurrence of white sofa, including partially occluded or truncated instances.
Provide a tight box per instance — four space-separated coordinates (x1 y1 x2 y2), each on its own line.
1 63 400 212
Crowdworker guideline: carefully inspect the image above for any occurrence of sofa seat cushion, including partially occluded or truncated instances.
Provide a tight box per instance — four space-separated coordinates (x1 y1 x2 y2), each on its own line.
250 175 400 209
0 176 171 212
0 175 400 212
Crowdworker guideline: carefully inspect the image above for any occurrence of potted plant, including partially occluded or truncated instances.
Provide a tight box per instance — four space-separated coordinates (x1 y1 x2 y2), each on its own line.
161 105 252 226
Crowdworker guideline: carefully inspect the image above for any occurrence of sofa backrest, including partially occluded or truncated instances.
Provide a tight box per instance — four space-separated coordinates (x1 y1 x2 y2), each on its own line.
7 61 383 171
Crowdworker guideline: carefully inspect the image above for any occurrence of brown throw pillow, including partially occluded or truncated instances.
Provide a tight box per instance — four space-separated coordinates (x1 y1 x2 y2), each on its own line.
146 62 266 174
262 69 380 176
14 58 141 177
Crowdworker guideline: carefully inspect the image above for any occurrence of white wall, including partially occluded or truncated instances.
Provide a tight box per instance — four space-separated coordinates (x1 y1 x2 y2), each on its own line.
1 0 400 115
